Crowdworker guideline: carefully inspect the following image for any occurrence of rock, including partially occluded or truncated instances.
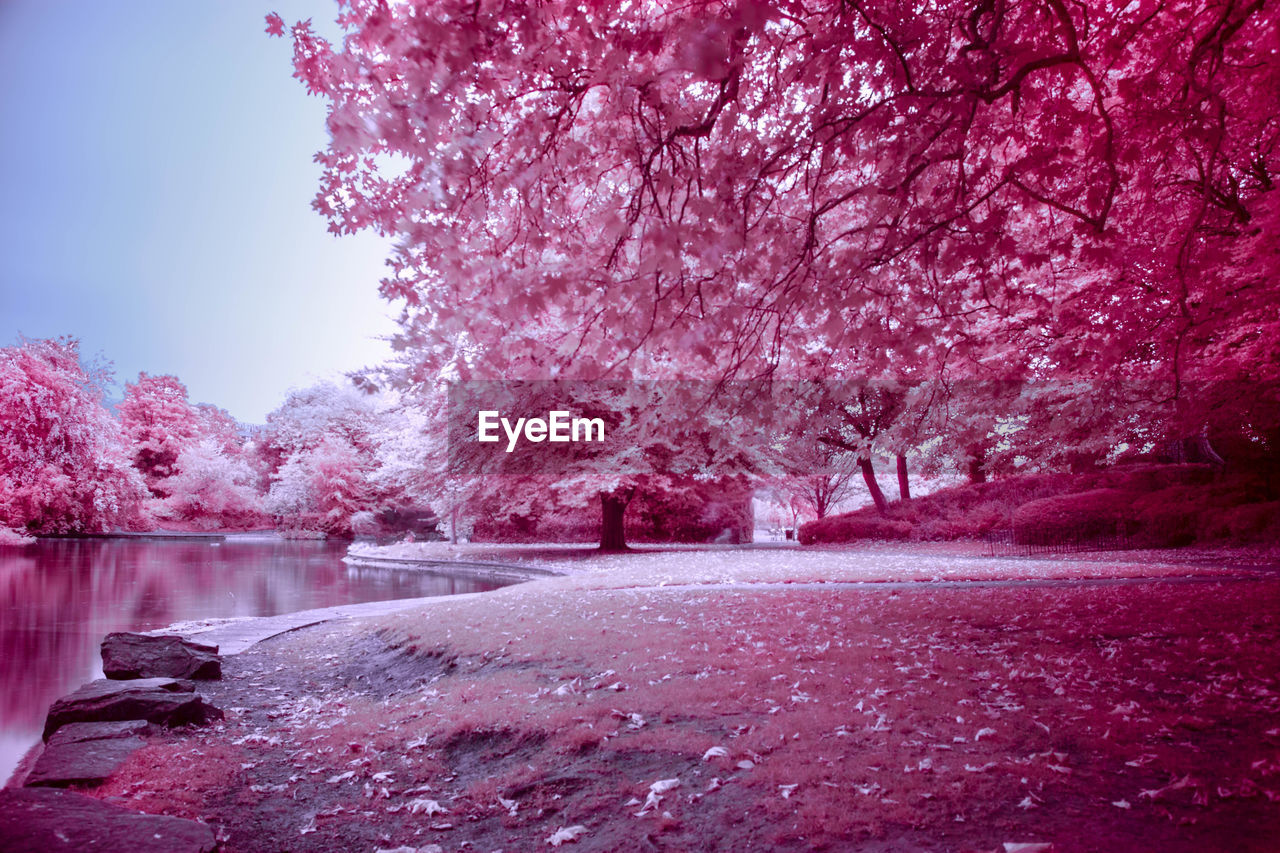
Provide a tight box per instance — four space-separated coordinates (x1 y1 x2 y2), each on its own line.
23 720 156 787
24 735 144 787
101 632 221 680
43 678 222 740
45 719 154 744
0 787 217 853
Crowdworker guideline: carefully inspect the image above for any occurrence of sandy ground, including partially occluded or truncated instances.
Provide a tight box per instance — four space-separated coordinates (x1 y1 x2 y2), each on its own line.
86 546 1280 852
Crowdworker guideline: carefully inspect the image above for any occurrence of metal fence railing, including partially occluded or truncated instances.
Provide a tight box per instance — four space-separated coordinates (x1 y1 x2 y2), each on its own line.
983 522 1138 557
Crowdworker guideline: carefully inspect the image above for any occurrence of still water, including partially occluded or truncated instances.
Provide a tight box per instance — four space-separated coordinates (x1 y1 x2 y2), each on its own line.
0 536 508 783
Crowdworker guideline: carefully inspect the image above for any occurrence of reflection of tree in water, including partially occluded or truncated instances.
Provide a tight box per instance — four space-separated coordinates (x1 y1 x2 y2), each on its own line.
0 548 49 728
0 541 153 731
132 574 174 625
0 538 506 781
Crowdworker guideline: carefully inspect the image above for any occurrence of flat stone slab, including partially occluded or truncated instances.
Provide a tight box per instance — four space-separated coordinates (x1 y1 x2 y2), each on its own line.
0 787 216 853
43 678 222 740
102 632 221 680
45 720 154 744
25 735 145 787
22 721 155 788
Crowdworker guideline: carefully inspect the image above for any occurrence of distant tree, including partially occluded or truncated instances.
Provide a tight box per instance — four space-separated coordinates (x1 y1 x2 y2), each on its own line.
439 381 770 550
805 382 907 515
0 338 147 535
265 435 372 537
195 402 246 458
155 439 267 531
782 442 861 521
116 372 268 528
256 381 385 473
256 380 410 535
118 374 206 495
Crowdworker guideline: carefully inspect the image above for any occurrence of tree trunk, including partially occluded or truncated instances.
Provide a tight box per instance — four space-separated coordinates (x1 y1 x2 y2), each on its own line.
896 453 911 501
859 457 889 515
813 478 831 519
599 490 632 552
967 449 987 484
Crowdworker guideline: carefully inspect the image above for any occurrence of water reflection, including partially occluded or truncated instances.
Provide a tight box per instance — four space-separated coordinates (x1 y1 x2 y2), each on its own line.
0 537 507 783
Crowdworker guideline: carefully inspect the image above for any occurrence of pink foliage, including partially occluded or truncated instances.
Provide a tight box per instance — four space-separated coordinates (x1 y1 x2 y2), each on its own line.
438 382 770 548
155 439 268 531
798 514 912 545
195 402 244 458
271 1 1277 397
115 372 268 529
117 373 207 494
268 0 1278 508
0 338 147 534
1012 488 1137 545
257 381 382 468
266 435 372 537
255 381 407 536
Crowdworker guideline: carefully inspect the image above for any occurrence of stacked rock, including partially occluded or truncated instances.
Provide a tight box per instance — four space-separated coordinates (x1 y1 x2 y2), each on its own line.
25 634 224 789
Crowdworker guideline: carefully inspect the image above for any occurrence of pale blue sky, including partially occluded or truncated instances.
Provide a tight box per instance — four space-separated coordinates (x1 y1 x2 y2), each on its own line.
0 1 398 422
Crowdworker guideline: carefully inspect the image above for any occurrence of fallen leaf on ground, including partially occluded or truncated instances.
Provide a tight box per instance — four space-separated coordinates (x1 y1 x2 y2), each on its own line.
547 825 589 846
407 798 448 816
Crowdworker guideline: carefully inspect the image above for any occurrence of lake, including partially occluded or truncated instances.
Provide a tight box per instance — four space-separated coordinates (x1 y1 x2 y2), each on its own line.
0 536 509 784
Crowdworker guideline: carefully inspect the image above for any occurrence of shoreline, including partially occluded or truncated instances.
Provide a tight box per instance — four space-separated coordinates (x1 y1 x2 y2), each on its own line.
342 553 563 584
27 545 1279 851
11 544 1280 851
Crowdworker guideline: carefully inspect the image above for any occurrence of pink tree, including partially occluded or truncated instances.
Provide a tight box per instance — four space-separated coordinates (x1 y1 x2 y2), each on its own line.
439 380 771 550
779 442 861 521
254 380 409 534
0 338 147 535
117 374 206 495
269 2 1271 376
265 435 373 537
271 1 1279 494
155 439 268 531
255 381 385 472
117 373 269 529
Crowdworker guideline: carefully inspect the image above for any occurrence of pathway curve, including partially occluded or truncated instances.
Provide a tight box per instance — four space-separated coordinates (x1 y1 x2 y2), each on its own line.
168 551 1280 655
167 592 495 654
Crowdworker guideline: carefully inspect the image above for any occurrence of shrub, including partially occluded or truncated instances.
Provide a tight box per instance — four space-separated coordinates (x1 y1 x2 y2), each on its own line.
1095 463 1216 493
1197 501 1280 542
798 515 912 544
0 527 35 546
1129 485 1212 546
1011 488 1136 546
796 466 1277 548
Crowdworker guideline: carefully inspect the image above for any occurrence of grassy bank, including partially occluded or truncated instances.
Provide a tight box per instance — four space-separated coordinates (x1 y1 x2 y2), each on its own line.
86 550 1280 852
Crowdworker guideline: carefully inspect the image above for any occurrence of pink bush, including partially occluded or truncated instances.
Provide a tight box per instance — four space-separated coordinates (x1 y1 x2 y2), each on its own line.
1212 502 1280 541
798 515 912 545
1011 488 1136 545
0 527 35 546
798 464 1278 548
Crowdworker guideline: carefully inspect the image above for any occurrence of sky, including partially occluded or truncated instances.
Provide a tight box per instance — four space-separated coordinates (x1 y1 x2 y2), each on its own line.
0 1 399 423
